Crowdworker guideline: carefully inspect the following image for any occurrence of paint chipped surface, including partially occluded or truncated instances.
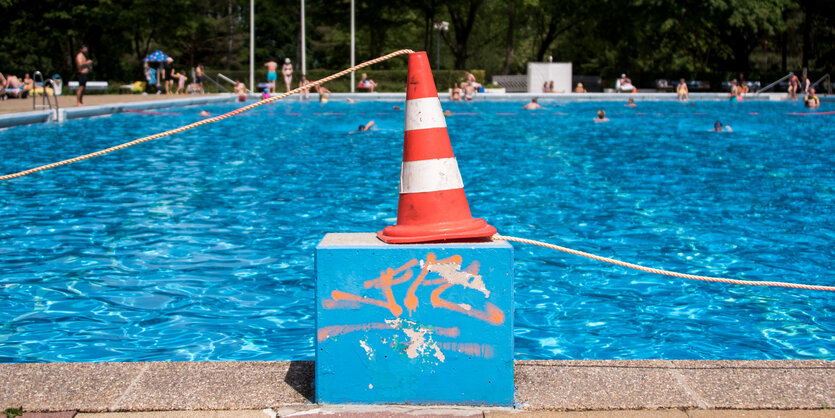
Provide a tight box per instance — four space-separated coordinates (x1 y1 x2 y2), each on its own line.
427 261 490 297
359 338 373 359
386 318 445 363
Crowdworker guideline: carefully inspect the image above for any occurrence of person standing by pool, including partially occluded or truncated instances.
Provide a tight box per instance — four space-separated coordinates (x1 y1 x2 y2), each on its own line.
282 58 293 93
264 58 278 93
75 44 93 106
163 57 174 94
677 78 689 101
195 64 204 94
787 72 799 100
522 97 543 109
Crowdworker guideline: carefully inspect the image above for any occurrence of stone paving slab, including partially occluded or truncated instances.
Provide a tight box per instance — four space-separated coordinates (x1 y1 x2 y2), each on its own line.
2 360 833 413
669 360 835 410
76 411 269 418
514 360 697 410
110 361 312 411
0 362 148 412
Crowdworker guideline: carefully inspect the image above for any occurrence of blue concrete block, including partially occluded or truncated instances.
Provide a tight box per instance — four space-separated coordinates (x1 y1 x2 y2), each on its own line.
315 233 514 406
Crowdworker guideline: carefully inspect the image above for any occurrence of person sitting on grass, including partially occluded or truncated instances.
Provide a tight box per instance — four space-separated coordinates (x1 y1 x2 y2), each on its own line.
804 88 820 108
595 109 610 122
522 97 543 110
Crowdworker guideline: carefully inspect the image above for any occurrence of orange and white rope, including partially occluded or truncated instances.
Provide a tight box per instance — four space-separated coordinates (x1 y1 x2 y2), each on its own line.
0 49 415 182
493 234 835 291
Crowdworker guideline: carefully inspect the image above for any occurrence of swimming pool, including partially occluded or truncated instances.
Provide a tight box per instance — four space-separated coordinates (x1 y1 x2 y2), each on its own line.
1 99 832 362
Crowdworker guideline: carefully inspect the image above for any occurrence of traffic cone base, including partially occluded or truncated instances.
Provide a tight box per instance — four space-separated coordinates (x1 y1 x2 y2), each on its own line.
378 51 496 244
377 217 496 244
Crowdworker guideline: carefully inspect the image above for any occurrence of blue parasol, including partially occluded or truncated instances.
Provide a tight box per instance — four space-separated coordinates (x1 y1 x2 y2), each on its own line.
144 50 170 62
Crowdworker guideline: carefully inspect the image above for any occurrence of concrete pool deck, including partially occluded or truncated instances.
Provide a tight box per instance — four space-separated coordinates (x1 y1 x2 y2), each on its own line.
2 360 832 414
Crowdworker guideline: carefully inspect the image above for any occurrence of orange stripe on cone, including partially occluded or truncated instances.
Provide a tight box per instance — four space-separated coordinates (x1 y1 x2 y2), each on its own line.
377 51 496 244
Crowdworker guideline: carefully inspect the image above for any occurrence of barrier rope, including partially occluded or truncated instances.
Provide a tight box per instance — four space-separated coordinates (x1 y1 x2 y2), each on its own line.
492 234 835 292
0 49 415 182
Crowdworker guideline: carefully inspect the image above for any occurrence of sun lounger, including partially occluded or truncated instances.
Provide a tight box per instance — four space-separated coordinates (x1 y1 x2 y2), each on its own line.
68 81 108 91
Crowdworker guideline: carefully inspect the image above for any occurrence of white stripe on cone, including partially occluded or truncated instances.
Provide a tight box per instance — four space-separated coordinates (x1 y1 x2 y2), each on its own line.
400 158 464 194
405 97 447 131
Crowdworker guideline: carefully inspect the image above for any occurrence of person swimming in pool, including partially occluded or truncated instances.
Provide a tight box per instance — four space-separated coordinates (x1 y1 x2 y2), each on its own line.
316 83 331 103
595 109 610 122
804 88 820 108
713 121 732 132
357 120 375 132
625 98 637 107
522 97 543 110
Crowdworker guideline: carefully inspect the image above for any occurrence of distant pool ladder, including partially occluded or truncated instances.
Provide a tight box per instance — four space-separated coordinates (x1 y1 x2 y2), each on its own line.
32 71 60 120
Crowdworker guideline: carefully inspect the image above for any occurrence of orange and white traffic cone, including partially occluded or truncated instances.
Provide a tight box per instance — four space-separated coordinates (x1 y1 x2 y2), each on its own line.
377 51 496 244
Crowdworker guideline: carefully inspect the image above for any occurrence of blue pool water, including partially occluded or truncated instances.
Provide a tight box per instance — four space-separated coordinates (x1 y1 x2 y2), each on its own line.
1 99 833 363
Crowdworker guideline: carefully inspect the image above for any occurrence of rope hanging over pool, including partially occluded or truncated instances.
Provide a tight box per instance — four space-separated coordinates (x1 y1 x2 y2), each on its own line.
0 49 415 181
493 234 835 292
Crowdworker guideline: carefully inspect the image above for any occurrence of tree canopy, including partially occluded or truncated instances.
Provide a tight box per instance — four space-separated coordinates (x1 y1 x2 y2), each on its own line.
0 0 831 87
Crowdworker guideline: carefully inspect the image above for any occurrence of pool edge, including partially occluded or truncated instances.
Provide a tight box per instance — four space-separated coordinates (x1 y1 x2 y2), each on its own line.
1 359 832 412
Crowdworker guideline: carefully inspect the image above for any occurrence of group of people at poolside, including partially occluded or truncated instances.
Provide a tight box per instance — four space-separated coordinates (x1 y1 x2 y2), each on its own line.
449 72 480 101
143 58 192 96
0 72 34 100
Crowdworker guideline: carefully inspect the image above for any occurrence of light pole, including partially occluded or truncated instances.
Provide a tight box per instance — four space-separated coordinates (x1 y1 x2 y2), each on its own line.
350 0 355 92
433 21 449 70
301 0 306 76
249 0 254 93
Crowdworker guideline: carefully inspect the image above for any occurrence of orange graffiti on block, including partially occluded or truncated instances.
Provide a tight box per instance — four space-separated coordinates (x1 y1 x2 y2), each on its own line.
323 252 504 325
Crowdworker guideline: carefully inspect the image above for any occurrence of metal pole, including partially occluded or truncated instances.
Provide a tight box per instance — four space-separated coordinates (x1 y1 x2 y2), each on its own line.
249 0 255 93
436 30 440 69
301 0 306 76
350 0 355 92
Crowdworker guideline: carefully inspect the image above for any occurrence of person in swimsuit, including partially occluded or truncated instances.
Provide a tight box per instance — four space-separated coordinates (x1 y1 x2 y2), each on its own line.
522 97 543 110
450 83 462 100
195 64 204 94
316 83 330 103
75 44 93 106
282 58 293 93
264 59 278 93
595 109 610 122
787 72 799 100
677 78 689 101
804 88 820 108
358 73 377 92
163 58 174 94
298 74 310 100
357 120 375 132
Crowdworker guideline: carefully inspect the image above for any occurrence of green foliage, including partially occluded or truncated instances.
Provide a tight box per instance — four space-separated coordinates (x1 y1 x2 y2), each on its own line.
0 0 830 89
3 407 23 418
